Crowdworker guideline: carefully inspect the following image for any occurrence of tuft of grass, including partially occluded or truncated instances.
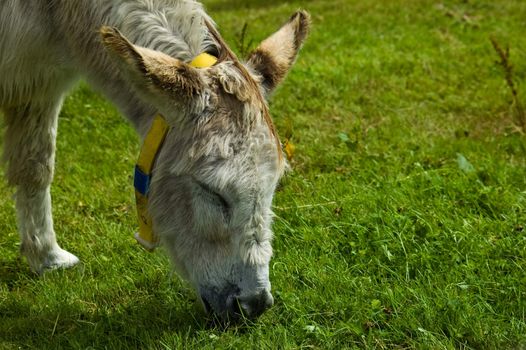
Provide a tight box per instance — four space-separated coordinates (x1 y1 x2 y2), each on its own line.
2 0 526 349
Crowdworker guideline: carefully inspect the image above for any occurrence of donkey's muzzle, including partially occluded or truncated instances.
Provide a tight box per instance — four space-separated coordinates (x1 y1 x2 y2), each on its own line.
227 290 274 320
201 289 274 322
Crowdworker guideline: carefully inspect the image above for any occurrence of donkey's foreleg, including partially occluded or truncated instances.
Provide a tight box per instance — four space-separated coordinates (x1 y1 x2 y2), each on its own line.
14 187 79 274
3 101 79 274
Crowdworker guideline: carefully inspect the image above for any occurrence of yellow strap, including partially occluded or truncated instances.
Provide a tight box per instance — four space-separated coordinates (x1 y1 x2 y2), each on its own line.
134 115 169 251
135 191 157 251
137 115 170 173
190 52 218 68
134 52 217 251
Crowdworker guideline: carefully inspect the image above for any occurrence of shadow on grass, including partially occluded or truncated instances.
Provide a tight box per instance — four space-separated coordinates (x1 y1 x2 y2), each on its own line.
0 256 33 287
1 304 207 348
0 263 212 348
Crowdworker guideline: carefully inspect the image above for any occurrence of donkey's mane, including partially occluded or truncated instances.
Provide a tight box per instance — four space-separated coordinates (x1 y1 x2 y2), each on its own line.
205 20 283 163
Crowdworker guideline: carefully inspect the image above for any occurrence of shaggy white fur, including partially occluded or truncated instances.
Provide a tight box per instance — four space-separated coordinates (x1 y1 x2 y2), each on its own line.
0 0 309 320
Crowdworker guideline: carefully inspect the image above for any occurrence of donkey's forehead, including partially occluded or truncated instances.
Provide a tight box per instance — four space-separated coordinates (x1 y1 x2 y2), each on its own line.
208 61 262 102
159 59 285 177
188 116 281 170
203 61 282 160
179 62 268 138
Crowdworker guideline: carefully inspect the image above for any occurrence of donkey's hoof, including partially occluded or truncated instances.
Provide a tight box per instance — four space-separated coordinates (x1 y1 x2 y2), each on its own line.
39 248 80 274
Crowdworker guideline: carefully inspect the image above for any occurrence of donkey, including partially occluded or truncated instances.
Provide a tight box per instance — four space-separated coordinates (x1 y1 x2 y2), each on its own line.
0 0 309 320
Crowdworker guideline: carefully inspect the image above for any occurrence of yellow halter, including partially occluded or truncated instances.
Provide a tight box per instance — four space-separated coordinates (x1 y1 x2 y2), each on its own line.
189 52 218 68
134 53 217 251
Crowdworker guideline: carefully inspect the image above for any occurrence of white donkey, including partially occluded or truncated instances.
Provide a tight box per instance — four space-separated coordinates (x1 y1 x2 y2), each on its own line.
0 0 309 320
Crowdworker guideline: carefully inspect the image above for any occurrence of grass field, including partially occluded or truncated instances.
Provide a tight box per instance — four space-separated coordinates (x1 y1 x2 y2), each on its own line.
1 0 526 348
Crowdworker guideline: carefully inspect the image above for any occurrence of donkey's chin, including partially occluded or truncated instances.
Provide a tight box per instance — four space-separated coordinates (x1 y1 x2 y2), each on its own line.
199 287 274 323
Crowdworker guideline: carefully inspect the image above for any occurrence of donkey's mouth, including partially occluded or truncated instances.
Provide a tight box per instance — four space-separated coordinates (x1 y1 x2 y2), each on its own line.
199 291 244 323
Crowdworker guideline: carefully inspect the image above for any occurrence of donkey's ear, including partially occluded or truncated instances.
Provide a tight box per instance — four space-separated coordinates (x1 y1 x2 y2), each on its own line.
247 11 310 95
100 26 203 100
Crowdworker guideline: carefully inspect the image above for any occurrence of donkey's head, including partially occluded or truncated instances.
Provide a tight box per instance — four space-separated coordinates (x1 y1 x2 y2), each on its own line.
101 11 310 321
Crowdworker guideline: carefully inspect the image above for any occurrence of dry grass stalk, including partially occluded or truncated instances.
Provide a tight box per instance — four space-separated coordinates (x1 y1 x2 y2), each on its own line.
490 36 526 133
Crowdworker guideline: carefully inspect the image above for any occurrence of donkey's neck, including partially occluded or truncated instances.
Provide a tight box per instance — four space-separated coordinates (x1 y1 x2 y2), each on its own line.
108 0 216 62
63 0 216 137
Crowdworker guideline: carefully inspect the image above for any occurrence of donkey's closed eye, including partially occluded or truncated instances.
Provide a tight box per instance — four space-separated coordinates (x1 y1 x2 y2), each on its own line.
195 180 231 220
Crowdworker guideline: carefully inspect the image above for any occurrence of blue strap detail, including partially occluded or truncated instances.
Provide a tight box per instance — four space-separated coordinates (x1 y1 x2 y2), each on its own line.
134 165 151 196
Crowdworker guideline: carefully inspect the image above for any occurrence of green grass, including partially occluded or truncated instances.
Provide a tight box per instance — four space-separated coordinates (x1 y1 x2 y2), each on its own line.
1 0 526 348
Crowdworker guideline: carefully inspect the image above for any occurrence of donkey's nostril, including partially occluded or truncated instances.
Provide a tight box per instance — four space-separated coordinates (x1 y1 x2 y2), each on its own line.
232 290 274 319
201 297 212 314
